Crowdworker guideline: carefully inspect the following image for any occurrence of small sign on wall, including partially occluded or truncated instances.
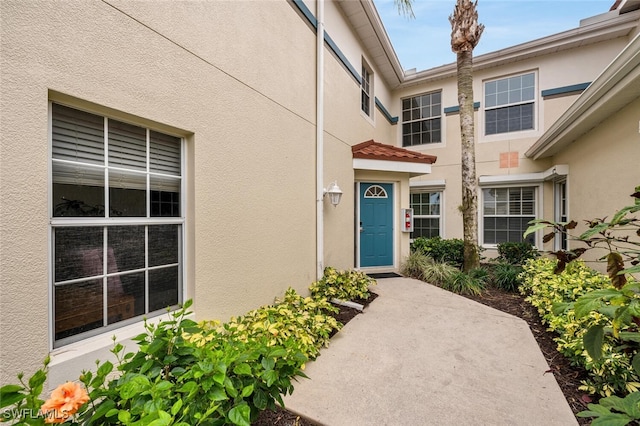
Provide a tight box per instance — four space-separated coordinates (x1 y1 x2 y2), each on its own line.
401 208 413 233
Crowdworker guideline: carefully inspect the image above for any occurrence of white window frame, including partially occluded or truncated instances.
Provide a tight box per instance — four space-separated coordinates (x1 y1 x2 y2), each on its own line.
554 179 569 251
481 71 538 141
401 91 443 147
361 60 373 119
479 184 541 249
48 101 186 348
409 190 443 240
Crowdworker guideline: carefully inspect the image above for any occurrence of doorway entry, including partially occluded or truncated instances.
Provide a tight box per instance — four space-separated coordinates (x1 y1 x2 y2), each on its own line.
359 183 393 267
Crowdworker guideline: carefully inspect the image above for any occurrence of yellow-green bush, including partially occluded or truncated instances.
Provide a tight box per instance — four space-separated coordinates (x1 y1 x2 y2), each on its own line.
193 288 342 362
309 267 376 301
521 258 640 396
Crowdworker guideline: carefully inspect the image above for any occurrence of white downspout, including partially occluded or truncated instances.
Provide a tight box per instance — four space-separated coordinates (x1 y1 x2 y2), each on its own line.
316 0 325 280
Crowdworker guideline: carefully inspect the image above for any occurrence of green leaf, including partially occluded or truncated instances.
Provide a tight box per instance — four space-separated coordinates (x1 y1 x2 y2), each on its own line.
632 353 640 377
241 384 254 398
580 222 611 239
551 302 570 316
118 410 132 423
261 357 275 371
177 381 198 394
618 332 640 343
622 264 640 275
253 389 268 410
171 399 183 416
591 413 634 426
268 348 287 358
155 380 173 392
611 205 638 225
232 364 252 376
208 385 228 401
262 370 278 387
523 221 553 239
583 325 604 361
97 360 114 377
146 338 166 355
0 389 25 408
574 289 620 317
228 403 251 426
27 369 47 390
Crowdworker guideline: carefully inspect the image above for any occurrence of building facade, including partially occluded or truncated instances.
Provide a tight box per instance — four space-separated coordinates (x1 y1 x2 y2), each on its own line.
0 0 638 386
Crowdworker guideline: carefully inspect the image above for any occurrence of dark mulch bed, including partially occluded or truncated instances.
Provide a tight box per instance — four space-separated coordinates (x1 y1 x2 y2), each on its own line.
254 287 591 425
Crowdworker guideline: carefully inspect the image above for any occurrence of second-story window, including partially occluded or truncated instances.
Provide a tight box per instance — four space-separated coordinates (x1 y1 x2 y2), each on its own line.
484 72 535 135
361 62 372 116
402 91 442 147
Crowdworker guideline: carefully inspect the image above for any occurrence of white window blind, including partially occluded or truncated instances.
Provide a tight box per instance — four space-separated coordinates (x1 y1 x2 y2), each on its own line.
52 104 104 165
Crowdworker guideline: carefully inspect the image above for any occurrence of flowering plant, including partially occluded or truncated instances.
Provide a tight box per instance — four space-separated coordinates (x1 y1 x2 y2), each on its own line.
0 356 91 425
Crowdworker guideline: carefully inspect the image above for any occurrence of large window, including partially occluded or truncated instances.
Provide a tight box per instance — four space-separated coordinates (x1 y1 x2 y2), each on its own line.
410 191 441 239
402 91 441 147
361 62 372 117
484 72 535 135
483 187 535 245
51 103 184 346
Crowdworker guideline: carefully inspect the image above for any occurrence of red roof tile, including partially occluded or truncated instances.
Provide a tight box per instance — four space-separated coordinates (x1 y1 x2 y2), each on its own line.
352 140 437 164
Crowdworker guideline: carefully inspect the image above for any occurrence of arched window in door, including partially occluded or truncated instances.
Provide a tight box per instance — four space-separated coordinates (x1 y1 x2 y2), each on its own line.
364 185 388 198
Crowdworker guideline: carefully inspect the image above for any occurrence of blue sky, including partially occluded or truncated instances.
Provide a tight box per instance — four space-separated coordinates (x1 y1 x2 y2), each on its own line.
374 0 614 71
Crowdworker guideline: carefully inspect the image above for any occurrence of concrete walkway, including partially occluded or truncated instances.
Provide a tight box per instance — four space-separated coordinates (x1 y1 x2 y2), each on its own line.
283 277 577 426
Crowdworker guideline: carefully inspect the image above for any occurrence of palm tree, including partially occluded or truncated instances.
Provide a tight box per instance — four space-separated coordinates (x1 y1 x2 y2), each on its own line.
450 0 484 272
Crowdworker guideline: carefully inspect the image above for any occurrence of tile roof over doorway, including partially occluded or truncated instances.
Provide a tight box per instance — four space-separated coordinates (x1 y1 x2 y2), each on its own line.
352 140 437 164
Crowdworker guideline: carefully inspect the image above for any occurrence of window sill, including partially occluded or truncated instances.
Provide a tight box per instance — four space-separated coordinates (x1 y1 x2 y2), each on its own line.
49 311 191 367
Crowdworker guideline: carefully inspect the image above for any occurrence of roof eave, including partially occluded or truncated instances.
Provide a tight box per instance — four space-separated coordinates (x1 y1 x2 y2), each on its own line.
400 9 640 87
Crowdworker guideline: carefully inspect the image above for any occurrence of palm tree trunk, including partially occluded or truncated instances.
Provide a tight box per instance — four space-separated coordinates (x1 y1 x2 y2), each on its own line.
457 49 480 272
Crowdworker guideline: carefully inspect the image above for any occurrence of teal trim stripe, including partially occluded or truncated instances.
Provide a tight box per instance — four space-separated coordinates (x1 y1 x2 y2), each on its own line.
324 33 361 84
292 0 317 29
291 0 361 84
444 102 480 114
375 97 398 124
541 82 591 97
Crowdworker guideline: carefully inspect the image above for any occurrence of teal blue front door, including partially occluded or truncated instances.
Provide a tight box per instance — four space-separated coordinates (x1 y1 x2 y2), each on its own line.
359 183 393 267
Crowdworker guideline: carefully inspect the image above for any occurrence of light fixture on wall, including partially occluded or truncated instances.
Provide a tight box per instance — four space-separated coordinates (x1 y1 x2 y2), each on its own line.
324 181 343 207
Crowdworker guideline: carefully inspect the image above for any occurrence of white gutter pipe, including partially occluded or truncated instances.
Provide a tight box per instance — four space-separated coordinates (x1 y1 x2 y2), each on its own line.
316 0 325 280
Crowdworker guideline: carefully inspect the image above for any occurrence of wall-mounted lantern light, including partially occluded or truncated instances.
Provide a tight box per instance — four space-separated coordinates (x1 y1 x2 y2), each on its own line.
324 181 343 207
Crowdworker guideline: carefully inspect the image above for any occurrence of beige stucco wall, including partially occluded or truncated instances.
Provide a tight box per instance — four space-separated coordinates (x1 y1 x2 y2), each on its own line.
397 35 631 248
0 0 322 385
548 96 640 269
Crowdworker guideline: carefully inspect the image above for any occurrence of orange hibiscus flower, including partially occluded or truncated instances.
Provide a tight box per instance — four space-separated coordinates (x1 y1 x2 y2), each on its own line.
40 382 89 424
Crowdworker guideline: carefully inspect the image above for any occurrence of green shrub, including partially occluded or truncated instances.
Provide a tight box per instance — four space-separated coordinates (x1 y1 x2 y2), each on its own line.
1 290 342 425
401 251 434 280
309 267 376 301
421 260 459 286
441 269 485 296
520 258 640 397
497 241 539 265
492 262 524 292
219 288 341 360
469 266 490 283
411 236 464 269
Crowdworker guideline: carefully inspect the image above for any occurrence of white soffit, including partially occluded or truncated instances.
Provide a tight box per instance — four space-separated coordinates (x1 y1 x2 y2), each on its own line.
479 165 569 185
353 158 432 176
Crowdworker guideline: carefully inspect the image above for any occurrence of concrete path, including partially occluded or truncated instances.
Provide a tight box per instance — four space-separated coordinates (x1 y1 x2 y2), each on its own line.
283 277 577 426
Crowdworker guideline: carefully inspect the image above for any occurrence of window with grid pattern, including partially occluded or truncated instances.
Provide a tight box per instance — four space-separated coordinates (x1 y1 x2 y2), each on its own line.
482 187 535 245
51 103 184 347
361 63 372 116
410 191 441 239
484 72 535 135
402 92 442 146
